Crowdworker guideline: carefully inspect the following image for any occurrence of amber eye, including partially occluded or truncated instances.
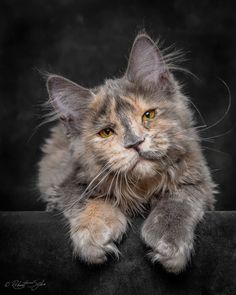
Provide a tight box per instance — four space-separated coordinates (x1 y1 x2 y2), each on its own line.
142 109 156 121
98 128 114 138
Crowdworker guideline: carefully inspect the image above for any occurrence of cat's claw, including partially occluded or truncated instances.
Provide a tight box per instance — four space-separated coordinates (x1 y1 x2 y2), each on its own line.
70 217 126 264
148 240 192 273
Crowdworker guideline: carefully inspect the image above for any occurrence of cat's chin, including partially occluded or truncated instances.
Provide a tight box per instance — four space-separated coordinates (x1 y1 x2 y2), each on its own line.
131 158 157 178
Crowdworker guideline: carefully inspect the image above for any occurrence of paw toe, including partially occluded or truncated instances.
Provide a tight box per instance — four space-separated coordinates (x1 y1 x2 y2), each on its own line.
71 228 121 264
150 251 187 273
149 241 192 274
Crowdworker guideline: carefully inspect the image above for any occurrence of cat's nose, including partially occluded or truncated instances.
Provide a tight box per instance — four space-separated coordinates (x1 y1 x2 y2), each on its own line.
124 137 145 152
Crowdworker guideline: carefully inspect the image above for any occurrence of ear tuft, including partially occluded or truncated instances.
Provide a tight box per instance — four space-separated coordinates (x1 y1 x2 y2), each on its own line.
126 34 169 88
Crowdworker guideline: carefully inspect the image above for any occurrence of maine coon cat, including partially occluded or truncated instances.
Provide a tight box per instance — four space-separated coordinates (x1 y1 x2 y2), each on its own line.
38 33 216 273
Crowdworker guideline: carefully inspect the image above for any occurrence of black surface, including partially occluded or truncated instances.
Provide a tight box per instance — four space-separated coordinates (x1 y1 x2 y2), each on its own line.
0 211 236 295
0 0 235 210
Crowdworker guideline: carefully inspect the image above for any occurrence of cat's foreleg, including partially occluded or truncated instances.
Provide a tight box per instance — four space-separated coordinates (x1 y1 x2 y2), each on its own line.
141 187 206 273
65 199 128 264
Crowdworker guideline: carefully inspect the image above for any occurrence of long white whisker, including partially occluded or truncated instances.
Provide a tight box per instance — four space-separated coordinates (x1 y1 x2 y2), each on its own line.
202 145 230 156
80 163 111 197
188 99 207 126
201 128 233 141
64 162 111 211
199 79 231 132
107 169 118 199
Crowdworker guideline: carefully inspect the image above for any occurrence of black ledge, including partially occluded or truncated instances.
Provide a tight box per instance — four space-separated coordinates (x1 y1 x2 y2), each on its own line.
0 211 236 295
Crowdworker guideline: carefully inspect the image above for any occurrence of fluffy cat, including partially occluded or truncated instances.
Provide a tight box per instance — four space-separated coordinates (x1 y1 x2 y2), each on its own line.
38 33 217 273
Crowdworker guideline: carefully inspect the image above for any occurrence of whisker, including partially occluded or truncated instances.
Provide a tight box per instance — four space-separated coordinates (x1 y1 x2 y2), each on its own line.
202 145 230 156
201 128 233 141
188 99 207 127
107 169 119 199
64 162 111 211
199 79 231 133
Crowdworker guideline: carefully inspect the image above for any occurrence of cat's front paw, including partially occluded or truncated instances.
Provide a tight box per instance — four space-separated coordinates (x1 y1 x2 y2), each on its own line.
148 239 193 273
141 226 193 273
70 210 127 264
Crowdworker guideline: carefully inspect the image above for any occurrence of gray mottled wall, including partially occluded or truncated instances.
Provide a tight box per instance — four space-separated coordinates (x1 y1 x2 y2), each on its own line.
0 0 235 210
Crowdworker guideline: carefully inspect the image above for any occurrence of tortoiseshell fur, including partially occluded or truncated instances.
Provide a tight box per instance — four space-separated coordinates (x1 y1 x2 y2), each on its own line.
38 33 216 273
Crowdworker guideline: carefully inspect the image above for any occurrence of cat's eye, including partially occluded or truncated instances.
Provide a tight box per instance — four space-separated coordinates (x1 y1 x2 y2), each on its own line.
98 128 114 138
142 109 156 121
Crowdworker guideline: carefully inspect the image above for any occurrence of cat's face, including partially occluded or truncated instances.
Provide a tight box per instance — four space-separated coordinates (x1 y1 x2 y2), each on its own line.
46 34 194 179
81 87 189 178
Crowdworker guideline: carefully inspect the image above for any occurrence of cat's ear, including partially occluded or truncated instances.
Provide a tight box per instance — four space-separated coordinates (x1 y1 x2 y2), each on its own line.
126 34 170 89
46 75 93 124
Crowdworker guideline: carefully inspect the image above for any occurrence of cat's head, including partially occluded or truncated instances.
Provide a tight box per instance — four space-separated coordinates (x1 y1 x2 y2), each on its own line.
46 34 195 179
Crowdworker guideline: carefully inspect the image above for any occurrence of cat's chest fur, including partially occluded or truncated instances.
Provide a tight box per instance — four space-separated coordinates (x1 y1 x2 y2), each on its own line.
79 169 164 215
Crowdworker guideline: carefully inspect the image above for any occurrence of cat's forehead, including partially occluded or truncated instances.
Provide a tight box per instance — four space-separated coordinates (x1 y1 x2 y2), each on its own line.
92 89 150 119
88 78 170 131
93 79 156 113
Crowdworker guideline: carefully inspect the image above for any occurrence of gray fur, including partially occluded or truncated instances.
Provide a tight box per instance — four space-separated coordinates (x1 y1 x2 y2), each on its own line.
38 33 216 273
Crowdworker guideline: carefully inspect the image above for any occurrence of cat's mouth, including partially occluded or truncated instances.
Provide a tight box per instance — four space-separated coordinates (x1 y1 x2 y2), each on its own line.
127 150 165 174
128 154 153 172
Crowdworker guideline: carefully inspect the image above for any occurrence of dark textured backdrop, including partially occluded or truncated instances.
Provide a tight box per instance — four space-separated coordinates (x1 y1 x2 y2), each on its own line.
0 0 235 211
